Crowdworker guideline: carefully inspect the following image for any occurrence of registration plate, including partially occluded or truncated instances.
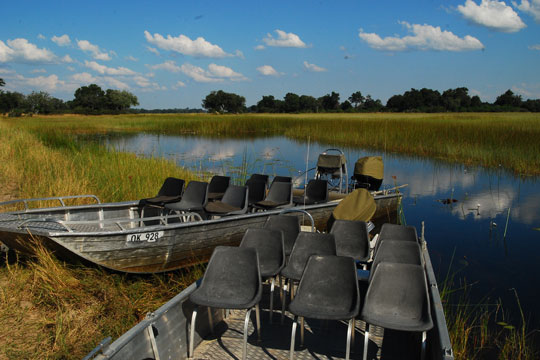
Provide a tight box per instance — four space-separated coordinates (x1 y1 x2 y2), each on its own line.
126 231 164 243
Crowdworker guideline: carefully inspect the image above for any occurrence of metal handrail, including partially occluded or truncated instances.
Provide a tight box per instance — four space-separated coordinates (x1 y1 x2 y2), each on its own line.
279 208 315 232
0 195 101 211
17 212 204 233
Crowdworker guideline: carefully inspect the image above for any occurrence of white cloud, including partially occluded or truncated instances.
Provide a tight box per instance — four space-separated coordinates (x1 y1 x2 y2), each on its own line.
529 44 540 50
77 40 112 61
358 22 484 51
51 34 71 46
256 65 281 76
31 68 47 74
149 60 182 73
173 80 186 89
208 63 248 81
0 38 57 63
263 30 307 48
514 0 540 22
37 34 46 40
125 55 138 61
62 54 74 63
144 30 232 58
84 60 136 76
147 46 160 55
303 61 327 72
458 0 526 32
71 72 97 84
19 74 66 91
254 45 265 50
180 63 247 82
102 76 130 90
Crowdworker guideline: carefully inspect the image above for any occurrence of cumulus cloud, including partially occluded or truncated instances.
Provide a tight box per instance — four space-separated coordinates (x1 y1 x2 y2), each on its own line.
51 34 71 46
146 46 160 55
62 54 74 63
71 72 97 84
303 61 327 72
180 63 248 82
84 60 136 76
0 38 57 63
256 65 281 76
125 55 138 61
458 0 526 32
514 0 540 22
77 40 112 61
173 80 186 89
37 34 46 40
148 60 182 73
31 68 47 74
262 30 307 48
529 44 540 50
144 30 233 58
13 73 68 92
358 22 484 51
254 45 265 50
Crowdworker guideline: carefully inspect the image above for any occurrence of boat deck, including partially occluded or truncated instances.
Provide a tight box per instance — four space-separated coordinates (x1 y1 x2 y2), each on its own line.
192 283 424 360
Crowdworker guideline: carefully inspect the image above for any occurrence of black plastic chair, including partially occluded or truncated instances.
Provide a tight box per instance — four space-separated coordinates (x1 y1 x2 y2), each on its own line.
240 228 285 323
369 240 423 282
374 223 419 254
361 262 433 360
289 255 360 360
263 214 301 256
164 181 208 215
330 219 370 263
139 177 185 207
271 175 292 185
245 178 267 208
253 181 293 210
207 175 230 201
280 232 336 323
189 246 262 360
204 185 249 217
249 173 269 186
293 179 328 205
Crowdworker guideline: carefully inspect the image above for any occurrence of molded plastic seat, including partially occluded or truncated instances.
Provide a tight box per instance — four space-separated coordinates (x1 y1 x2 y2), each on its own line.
240 228 285 322
189 246 262 360
253 181 293 210
374 223 419 254
207 175 230 201
245 178 267 207
330 219 370 262
361 262 433 360
248 173 269 186
271 175 292 186
204 185 249 216
369 240 423 282
164 181 208 213
288 255 360 360
293 179 329 205
263 214 301 256
139 177 185 207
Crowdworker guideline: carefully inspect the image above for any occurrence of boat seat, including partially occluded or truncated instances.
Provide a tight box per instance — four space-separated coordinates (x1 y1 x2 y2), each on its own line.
207 175 230 201
164 181 208 214
361 262 433 360
245 178 267 208
204 185 249 216
374 223 419 254
293 179 328 205
263 214 301 256
138 177 185 207
288 255 360 360
240 228 285 323
369 240 423 282
280 232 336 323
330 219 370 263
270 175 292 187
253 181 293 210
248 173 269 186
189 246 262 360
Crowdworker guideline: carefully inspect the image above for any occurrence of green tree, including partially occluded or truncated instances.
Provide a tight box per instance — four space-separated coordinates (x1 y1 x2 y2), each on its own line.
72 84 106 112
494 89 522 108
299 95 318 112
348 91 365 109
105 89 139 111
0 91 25 113
340 100 353 111
0 78 5 87
283 92 300 112
202 90 245 113
257 95 277 113
319 92 340 111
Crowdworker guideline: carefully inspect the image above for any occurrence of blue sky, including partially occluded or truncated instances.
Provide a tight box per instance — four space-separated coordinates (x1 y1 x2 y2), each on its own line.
1 0 539 108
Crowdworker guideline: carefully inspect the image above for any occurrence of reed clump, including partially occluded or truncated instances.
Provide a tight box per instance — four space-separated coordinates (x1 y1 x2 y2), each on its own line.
0 241 203 359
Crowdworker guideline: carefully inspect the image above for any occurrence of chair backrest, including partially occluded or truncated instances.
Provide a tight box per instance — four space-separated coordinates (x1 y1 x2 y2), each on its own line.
271 175 292 185
370 240 423 282
263 214 301 256
292 255 360 320
249 173 269 186
240 228 285 278
375 223 419 254
330 219 370 261
305 179 329 203
265 181 292 205
157 177 185 197
245 178 267 204
221 185 249 211
180 181 209 207
208 175 230 193
192 246 262 309
282 232 336 281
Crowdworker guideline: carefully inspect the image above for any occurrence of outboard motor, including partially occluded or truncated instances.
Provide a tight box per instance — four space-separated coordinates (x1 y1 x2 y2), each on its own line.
353 156 384 191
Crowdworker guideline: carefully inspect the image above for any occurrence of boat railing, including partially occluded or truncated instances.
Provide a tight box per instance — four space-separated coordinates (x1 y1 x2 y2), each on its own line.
279 208 315 232
0 195 101 211
16 212 204 233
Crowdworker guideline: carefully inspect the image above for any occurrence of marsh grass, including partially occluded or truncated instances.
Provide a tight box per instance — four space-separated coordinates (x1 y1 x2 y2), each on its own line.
0 239 204 359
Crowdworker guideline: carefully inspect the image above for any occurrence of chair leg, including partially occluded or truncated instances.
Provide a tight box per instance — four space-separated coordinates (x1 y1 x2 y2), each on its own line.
300 317 305 347
421 331 427 360
362 323 370 360
289 316 298 360
207 307 214 334
269 277 275 324
189 306 198 359
255 304 261 342
351 318 356 351
243 308 253 360
281 279 289 324
346 318 354 360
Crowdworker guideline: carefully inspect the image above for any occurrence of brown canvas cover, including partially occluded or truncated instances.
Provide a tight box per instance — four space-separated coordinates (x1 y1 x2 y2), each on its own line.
332 188 376 221
317 153 346 171
354 156 384 179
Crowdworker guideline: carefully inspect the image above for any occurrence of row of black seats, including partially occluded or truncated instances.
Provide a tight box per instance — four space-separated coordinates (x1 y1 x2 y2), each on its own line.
188 218 433 360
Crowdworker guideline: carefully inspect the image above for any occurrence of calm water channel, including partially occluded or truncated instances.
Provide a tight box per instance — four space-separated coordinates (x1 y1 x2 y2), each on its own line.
104 133 540 328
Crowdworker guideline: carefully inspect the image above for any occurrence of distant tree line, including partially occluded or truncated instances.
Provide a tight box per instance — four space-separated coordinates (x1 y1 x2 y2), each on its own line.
202 88 540 113
0 82 139 116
